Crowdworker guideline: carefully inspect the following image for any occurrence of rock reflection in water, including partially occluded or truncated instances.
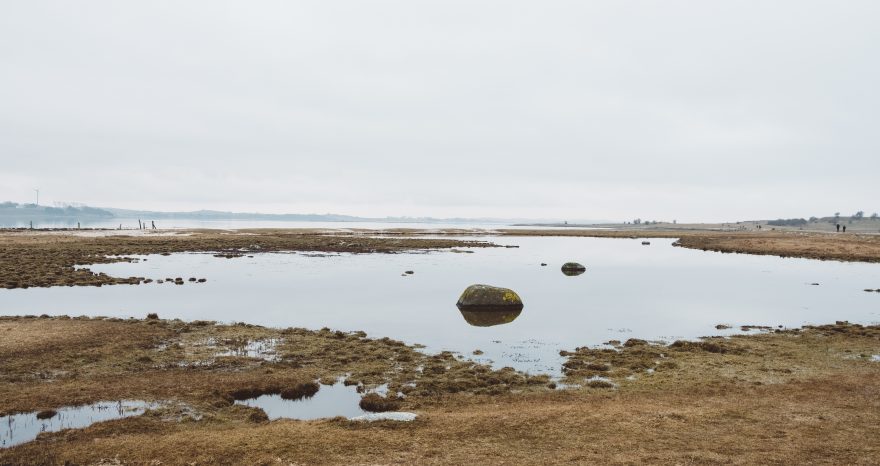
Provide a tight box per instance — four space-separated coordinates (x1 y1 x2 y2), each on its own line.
458 307 522 327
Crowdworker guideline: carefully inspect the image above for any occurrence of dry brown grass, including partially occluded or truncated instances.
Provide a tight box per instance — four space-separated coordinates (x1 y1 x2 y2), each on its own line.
0 317 878 464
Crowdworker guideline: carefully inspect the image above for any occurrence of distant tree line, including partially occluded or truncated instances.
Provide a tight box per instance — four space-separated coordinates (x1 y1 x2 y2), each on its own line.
767 218 808 226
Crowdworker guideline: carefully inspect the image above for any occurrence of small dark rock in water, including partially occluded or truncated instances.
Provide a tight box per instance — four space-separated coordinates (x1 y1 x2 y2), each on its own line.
146 313 159 320
143 278 153 284
404 270 414 275
359 393 401 412
456 284 523 310
540 263 547 266
715 324 732 330
642 241 651 245
197 278 207 283
472 349 484 355
188 277 197 282
810 283 820 286
561 262 586 276
157 280 164 284
36 409 57 420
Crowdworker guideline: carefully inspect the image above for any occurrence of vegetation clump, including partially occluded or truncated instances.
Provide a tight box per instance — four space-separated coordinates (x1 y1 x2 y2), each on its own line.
280 382 320 400
359 393 401 412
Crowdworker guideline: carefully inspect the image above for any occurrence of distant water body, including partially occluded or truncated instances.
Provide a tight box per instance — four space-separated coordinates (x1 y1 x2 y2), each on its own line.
0 218 572 230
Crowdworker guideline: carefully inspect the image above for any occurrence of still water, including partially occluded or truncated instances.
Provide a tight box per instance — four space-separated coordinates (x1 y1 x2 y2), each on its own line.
236 382 368 421
2 236 878 374
0 401 156 448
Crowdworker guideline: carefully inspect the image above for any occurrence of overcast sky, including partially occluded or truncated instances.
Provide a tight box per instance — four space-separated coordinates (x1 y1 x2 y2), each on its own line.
1 1 878 221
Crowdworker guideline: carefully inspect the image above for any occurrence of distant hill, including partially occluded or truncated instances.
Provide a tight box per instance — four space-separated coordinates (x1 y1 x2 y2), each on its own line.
0 202 114 219
101 207 547 225
0 201 569 225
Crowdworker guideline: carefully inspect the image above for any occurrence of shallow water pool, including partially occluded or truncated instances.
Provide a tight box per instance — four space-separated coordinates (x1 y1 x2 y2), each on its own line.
2 236 879 375
0 400 156 449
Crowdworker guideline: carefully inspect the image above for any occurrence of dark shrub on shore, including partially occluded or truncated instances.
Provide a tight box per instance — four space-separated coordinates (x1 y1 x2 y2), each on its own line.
767 218 807 226
359 393 401 412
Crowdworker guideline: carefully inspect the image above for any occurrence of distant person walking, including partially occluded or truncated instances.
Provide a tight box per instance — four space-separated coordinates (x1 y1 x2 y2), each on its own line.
151 221 156 230
836 224 840 232
843 225 847 233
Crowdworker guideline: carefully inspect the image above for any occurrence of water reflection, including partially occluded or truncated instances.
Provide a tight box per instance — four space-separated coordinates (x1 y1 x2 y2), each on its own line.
459 307 522 327
235 381 366 420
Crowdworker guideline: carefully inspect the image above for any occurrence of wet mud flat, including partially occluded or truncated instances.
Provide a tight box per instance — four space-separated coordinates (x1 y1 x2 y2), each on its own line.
0 229 496 289
495 228 880 263
1 316 878 464
5 228 880 292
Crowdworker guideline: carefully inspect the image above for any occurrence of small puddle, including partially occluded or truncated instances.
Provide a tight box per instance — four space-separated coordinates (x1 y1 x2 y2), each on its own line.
1 400 156 448
235 381 413 421
217 338 282 361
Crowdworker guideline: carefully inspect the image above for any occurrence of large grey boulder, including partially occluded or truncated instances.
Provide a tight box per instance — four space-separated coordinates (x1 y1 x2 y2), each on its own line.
456 284 524 311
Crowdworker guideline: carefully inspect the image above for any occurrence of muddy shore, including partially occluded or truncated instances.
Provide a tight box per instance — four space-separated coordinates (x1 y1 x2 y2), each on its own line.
0 229 494 289
495 229 880 263
0 316 877 464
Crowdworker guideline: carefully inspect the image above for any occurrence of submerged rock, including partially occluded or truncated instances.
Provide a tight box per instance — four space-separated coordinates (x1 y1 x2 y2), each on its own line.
456 284 523 311
561 262 586 276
